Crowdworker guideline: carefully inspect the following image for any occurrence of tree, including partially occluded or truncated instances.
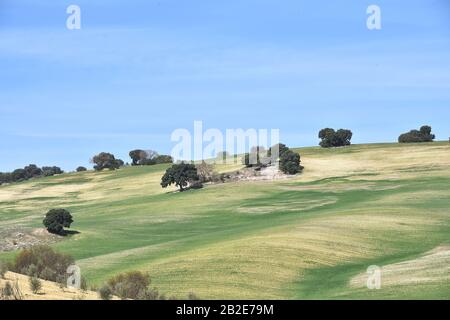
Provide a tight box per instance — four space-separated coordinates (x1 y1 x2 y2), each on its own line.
43 209 73 235
269 143 290 158
129 149 147 166
76 166 87 172
24 164 43 179
243 146 270 168
0 172 12 185
319 128 353 147
42 166 63 177
399 125 435 143
279 150 303 175
161 162 200 192
92 152 123 171
11 169 27 181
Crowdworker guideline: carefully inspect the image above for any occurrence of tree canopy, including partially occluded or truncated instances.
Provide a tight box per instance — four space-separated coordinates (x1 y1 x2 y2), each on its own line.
92 152 124 171
319 128 353 148
161 162 200 191
43 209 73 235
398 125 435 143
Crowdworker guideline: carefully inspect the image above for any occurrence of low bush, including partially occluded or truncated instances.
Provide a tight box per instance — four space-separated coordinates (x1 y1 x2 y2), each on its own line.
11 245 74 282
29 276 42 294
0 281 23 300
107 271 150 300
0 261 8 279
98 285 113 300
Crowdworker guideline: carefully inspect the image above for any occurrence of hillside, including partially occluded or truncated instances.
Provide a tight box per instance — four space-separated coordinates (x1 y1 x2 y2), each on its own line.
1 142 449 299
0 272 106 300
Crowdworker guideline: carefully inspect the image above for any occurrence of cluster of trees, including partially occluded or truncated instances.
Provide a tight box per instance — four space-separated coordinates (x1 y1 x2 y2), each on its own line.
0 164 63 185
129 149 173 166
89 149 173 171
398 125 435 143
318 128 353 148
242 143 303 175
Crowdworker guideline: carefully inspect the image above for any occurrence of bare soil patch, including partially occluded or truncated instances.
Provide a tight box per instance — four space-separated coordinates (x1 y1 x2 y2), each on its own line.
0 227 62 252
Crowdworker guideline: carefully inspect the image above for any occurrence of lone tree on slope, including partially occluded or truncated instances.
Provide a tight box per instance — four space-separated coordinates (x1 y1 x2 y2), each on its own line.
161 162 200 192
43 209 73 235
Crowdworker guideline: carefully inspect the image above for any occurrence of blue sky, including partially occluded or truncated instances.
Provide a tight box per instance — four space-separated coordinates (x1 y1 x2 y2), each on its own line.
1 0 449 171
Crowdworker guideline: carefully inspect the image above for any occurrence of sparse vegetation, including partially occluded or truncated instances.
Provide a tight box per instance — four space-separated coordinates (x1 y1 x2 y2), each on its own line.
43 209 74 235
0 280 23 300
105 270 163 300
29 276 42 294
11 245 74 283
0 262 7 279
0 142 449 300
399 125 435 143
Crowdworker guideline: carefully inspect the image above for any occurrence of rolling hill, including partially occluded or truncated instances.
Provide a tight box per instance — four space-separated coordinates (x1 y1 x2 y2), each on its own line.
1 142 449 299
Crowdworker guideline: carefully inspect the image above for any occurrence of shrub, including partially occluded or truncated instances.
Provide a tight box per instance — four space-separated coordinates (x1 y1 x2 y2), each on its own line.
196 161 215 183
107 271 151 300
12 245 74 282
29 276 42 294
319 128 353 148
161 162 201 192
0 281 23 300
76 166 87 172
187 292 200 300
398 125 435 143
136 287 161 300
98 285 113 300
43 208 73 235
80 276 88 291
1 282 13 299
0 261 8 279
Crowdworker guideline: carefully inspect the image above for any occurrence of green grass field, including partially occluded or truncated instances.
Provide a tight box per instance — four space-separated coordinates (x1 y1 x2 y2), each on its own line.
1 142 449 299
